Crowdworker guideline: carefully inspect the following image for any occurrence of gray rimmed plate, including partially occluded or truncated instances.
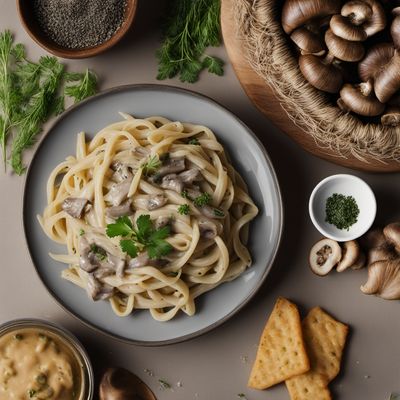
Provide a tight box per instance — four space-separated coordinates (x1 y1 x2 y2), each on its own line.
23 84 283 345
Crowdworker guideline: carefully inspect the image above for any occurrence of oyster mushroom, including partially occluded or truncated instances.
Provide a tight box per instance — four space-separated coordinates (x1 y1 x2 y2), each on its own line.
62 197 89 219
358 0 386 37
309 238 342 276
179 168 203 184
105 199 133 219
336 240 361 272
290 27 326 55
147 194 167 210
281 0 341 35
127 253 168 269
198 217 223 239
160 174 184 193
351 251 367 270
154 157 185 180
99 368 156 400
338 81 384 116
383 222 400 253
299 53 343 93
199 205 225 220
360 260 400 300
79 237 101 273
87 274 114 301
104 177 133 206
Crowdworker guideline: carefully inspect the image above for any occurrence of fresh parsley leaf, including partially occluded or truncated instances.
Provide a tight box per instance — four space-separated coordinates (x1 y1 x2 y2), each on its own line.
213 208 225 217
194 192 212 207
64 69 97 103
147 239 173 259
120 239 138 258
136 214 153 242
141 155 161 176
203 55 224 76
90 244 107 261
106 216 133 237
149 225 170 241
79 228 85 236
188 137 200 145
178 204 190 215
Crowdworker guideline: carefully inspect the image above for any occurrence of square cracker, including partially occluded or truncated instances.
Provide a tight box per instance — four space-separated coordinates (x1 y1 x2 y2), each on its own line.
248 297 310 389
285 307 349 400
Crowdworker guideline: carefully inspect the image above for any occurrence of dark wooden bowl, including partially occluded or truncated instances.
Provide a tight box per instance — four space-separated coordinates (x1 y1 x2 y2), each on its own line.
16 0 137 59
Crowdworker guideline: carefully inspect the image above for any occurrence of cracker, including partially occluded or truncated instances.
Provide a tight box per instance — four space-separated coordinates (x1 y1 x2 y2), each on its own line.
285 307 349 400
248 297 310 389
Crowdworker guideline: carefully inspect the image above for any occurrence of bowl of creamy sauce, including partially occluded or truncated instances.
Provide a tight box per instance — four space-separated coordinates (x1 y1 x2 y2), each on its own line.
0 319 93 400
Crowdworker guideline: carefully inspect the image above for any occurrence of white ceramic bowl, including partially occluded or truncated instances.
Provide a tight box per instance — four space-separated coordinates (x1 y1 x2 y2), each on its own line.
309 174 376 242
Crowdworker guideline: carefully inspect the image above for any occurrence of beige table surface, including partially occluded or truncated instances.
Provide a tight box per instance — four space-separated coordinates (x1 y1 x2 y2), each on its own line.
1 1 400 400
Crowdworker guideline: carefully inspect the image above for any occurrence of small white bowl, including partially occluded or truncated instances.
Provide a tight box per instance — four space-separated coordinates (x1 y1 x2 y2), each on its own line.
309 174 376 242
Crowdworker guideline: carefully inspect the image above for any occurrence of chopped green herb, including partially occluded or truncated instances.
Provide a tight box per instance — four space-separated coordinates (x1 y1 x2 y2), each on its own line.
168 271 179 277
158 379 171 389
79 228 85 236
194 192 212 207
237 394 247 399
213 208 225 218
106 215 173 259
141 155 161 176
181 190 191 200
325 193 359 231
156 0 224 83
178 204 190 215
13 333 23 340
188 138 200 145
90 244 107 261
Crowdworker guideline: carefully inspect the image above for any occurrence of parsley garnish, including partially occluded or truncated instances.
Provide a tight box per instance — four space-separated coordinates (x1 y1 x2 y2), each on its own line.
79 228 85 236
158 379 171 389
178 204 190 215
106 215 173 259
213 208 225 218
156 0 224 83
181 190 191 200
237 394 247 399
141 155 161 176
90 244 107 261
194 192 212 207
188 138 200 145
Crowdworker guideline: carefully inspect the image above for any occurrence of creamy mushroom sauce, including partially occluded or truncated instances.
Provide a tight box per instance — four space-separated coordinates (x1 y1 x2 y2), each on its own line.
0 328 82 399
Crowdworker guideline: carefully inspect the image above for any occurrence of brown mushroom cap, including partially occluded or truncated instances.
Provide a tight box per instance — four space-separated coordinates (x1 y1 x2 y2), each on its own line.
282 0 341 34
299 54 343 93
290 27 326 55
381 106 400 126
336 240 360 272
383 222 400 253
360 0 386 37
99 368 156 400
339 81 385 116
358 43 395 81
330 14 368 41
391 14 400 50
309 238 342 276
341 1 373 25
325 29 365 61
374 51 400 103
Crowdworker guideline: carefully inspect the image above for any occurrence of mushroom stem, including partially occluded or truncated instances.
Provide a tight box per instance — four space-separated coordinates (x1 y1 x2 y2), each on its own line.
381 106 400 126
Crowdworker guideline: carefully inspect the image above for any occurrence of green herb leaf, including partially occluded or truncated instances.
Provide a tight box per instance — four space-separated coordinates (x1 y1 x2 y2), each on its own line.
156 0 224 83
194 192 212 207
79 228 85 236
325 193 359 231
120 239 138 258
141 155 161 176
213 208 225 218
147 239 173 259
64 69 97 103
158 379 171 389
237 394 247 399
136 214 153 241
106 216 133 237
178 204 190 215
390 394 400 400
188 137 200 145
90 244 107 261
181 190 191 200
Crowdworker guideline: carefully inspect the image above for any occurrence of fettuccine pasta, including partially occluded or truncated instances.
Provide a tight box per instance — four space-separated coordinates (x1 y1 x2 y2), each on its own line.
39 114 258 321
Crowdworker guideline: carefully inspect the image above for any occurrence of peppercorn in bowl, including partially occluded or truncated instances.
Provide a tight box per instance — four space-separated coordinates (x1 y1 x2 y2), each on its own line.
17 0 137 58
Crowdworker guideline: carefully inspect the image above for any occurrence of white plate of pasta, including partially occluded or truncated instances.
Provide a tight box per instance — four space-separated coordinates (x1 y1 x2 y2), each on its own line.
23 85 283 345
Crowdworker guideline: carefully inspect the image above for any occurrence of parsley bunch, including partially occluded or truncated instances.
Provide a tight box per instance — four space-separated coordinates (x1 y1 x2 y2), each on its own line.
0 30 97 174
156 0 224 83
106 215 173 259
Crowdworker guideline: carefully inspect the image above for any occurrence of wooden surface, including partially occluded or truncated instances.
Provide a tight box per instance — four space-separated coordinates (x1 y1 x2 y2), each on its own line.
221 0 400 173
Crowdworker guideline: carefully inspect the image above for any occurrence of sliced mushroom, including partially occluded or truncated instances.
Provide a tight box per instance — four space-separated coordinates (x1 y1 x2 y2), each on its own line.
110 162 132 183
336 240 360 272
105 199 133 219
147 194 167 210
360 260 400 300
154 216 171 230
299 54 343 93
104 177 133 206
127 253 168 269
281 0 341 34
87 274 114 301
99 368 156 400
184 186 202 200
198 217 223 239
179 168 203 185
325 29 365 62
199 205 225 220
79 237 100 272
338 81 384 117
134 146 150 158
62 197 89 219
154 157 185 180
94 267 115 280
290 27 326 55
160 174 184 193
381 106 400 127
383 222 400 253
351 251 366 270
309 238 342 276
107 253 126 279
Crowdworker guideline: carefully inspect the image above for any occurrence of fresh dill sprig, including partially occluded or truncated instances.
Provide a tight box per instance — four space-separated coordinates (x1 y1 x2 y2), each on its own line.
64 69 97 103
141 155 161 176
156 0 224 83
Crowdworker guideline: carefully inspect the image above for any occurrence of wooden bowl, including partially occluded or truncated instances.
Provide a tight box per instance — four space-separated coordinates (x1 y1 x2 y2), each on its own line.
16 0 137 59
